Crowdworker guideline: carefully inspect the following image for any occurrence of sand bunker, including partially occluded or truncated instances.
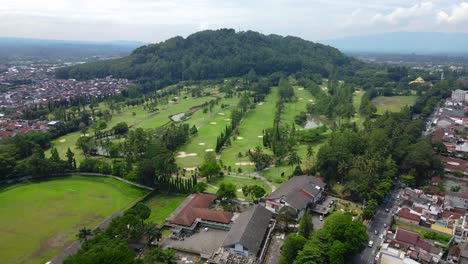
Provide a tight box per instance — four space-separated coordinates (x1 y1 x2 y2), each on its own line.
59 139 66 143
177 152 198 158
218 113 225 115
184 167 197 171
237 189 242 192
235 162 255 166
210 122 217 125
237 136 244 140
257 135 263 138
298 87 304 90
308 99 314 102
224 118 231 121
257 102 264 106
205 149 214 152
198 142 206 146
299 97 304 100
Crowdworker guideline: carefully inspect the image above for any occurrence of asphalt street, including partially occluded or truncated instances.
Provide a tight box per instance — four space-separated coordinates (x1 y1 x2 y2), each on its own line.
352 187 400 264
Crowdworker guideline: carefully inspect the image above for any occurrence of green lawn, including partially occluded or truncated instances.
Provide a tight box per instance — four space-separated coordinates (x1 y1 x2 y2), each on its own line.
46 95 215 165
261 142 325 185
205 175 272 200
281 86 314 127
352 90 365 124
372 96 418 114
144 194 187 225
176 97 239 169
220 88 279 172
0 176 149 264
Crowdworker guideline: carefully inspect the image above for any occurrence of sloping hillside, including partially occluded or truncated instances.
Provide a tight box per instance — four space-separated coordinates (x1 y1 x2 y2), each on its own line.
56 29 360 86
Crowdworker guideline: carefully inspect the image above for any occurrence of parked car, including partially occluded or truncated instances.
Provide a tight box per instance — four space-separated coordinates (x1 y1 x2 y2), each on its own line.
368 241 374 247
319 215 323 221
374 230 378 235
384 223 387 228
385 208 390 213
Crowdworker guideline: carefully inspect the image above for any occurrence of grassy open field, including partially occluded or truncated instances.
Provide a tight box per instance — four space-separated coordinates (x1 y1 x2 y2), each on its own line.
372 95 418 114
0 176 149 264
220 88 279 172
176 96 239 169
144 194 187 225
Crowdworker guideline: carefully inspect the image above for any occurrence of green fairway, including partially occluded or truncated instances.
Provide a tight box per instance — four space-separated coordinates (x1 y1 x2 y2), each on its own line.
46 94 215 165
176 97 239 169
144 194 187 225
281 86 314 127
220 88 279 172
0 176 149 264
205 175 272 200
372 96 417 114
352 90 365 124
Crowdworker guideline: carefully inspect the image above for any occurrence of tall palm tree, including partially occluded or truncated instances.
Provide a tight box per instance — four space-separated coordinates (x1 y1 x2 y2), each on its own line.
288 151 302 168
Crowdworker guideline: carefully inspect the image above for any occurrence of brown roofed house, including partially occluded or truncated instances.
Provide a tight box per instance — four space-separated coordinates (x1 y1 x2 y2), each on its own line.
168 193 233 227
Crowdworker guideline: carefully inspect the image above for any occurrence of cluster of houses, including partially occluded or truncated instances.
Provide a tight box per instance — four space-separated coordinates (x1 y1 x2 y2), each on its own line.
0 64 130 109
0 113 57 138
431 90 468 157
159 175 326 264
374 187 468 264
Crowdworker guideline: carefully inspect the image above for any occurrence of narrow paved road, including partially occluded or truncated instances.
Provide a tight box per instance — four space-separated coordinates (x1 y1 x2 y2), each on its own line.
353 187 399 264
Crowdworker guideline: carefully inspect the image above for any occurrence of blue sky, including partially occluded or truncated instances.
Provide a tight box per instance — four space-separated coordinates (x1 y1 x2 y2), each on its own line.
1 0 467 42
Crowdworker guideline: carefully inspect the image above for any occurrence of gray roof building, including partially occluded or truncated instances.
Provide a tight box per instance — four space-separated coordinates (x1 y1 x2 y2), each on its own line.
264 175 325 210
222 205 273 258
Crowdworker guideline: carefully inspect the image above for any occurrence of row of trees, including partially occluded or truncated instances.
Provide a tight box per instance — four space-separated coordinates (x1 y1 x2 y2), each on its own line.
66 203 176 264
215 92 252 152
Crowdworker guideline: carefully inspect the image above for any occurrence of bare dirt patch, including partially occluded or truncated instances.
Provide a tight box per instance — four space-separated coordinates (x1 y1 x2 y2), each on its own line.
177 152 198 158
235 162 255 166
32 234 67 258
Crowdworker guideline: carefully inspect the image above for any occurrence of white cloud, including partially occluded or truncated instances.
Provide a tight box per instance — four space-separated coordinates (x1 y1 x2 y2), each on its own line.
437 2 468 24
0 0 467 42
370 1 434 25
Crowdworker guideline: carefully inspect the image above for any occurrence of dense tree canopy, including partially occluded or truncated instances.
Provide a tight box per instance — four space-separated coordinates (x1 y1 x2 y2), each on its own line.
56 29 361 92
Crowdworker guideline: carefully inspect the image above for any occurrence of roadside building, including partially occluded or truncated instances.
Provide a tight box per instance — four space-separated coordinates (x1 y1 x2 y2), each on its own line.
262 175 325 219
209 205 274 264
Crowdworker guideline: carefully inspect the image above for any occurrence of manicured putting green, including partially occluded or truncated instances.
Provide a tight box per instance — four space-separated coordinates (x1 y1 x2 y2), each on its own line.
0 176 149 264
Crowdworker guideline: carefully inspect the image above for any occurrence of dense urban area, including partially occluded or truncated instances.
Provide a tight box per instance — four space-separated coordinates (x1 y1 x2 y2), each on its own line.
1 29 468 264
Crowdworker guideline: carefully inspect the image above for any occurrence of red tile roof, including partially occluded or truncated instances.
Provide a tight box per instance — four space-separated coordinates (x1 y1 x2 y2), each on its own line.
442 210 464 220
395 228 433 252
0 131 15 137
395 227 419 245
431 176 441 183
398 208 421 222
413 207 424 214
170 193 233 226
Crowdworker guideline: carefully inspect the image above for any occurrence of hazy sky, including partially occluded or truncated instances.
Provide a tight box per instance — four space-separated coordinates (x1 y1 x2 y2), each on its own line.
1 0 468 43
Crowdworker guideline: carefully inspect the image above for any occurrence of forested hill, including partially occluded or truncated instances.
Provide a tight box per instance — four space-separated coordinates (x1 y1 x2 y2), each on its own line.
55 29 361 86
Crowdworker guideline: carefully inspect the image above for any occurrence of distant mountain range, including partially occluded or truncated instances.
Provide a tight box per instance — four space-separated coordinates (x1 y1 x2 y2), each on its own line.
0 37 144 60
323 32 468 55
